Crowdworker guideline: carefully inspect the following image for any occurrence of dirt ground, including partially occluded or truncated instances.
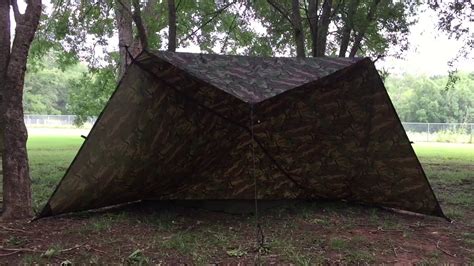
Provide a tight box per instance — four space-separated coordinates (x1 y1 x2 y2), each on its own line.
0 199 472 264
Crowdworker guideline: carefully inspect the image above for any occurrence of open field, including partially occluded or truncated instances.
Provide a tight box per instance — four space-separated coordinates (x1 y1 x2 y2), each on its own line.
0 133 473 264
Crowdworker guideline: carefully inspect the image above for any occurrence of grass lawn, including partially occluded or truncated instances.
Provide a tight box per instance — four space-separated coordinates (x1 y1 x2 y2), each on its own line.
413 142 474 223
0 135 472 264
28 135 84 211
414 142 474 165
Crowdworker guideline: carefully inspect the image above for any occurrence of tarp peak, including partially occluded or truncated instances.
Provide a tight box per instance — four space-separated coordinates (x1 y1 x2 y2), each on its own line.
140 50 363 103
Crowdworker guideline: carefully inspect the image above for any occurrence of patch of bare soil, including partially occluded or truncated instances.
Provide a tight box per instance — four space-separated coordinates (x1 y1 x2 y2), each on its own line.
0 202 472 264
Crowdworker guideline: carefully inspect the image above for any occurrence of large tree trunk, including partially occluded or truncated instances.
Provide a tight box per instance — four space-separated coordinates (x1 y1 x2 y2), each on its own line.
338 0 359 57
0 0 11 198
115 0 134 79
315 0 332 56
1 0 42 220
167 0 177 52
308 0 319 57
291 0 305 57
0 0 8 81
349 0 380 57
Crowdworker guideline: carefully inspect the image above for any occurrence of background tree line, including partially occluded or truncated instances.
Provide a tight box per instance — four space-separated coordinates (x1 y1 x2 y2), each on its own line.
386 73 474 123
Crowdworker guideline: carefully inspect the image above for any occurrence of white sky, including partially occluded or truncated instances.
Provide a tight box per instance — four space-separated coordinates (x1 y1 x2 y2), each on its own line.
376 8 474 75
11 1 474 76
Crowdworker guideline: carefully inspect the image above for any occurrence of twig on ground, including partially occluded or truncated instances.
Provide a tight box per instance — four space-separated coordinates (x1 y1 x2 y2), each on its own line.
0 225 29 233
0 244 84 256
88 246 107 254
369 229 404 234
59 244 84 253
0 250 21 257
436 240 456 257
0 247 38 253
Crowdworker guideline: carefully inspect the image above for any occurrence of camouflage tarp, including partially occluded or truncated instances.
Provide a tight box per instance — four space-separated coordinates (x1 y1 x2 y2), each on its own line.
38 50 445 218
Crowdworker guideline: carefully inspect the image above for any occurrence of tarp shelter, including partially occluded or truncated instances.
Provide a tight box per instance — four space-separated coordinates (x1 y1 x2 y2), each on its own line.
39 50 445 218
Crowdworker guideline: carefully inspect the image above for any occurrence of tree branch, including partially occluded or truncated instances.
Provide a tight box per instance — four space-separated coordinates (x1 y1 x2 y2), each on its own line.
167 0 176 51
220 15 237 53
10 0 23 23
291 0 305 57
349 0 380 57
307 0 319 56
175 0 182 12
338 0 359 57
316 0 332 56
137 0 158 43
131 0 148 49
266 0 296 28
116 0 131 16
178 0 236 46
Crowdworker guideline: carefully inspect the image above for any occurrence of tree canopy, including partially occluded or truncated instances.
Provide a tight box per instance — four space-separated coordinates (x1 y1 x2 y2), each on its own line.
23 0 474 123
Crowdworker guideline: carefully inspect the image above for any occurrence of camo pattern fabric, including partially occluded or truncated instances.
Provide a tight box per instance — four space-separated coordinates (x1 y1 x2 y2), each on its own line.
39 51 444 218
153 51 360 103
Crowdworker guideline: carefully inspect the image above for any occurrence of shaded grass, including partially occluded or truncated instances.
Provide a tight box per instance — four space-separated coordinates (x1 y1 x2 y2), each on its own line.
158 226 237 263
268 238 317 264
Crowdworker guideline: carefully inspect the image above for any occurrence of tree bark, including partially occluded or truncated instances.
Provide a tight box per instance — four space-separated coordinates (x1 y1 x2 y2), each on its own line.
308 0 319 57
349 0 380 57
1 0 42 220
316 0 332 56
115 0 134 79
338 0 359 57
0 0 11 192
291 0 305 57
167 0 177 52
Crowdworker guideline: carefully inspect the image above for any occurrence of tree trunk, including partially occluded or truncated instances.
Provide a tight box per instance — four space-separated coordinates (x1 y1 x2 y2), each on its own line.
167 0 177 52
1 0 42 220
115 0 134 79
0 0 8 80
338 0 359 57
316 0 332 56
0 0 11 198
308 0 319 57
349 0 380 57
292 0 305 57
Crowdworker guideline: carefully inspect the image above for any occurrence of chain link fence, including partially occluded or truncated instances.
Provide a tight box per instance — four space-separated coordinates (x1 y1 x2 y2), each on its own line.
23 115 473 143
402 122 474 143
24 115 96 128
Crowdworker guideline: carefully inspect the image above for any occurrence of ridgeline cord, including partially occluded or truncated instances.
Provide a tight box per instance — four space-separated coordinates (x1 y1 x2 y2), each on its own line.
122 45 135 64
251 105 265 250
